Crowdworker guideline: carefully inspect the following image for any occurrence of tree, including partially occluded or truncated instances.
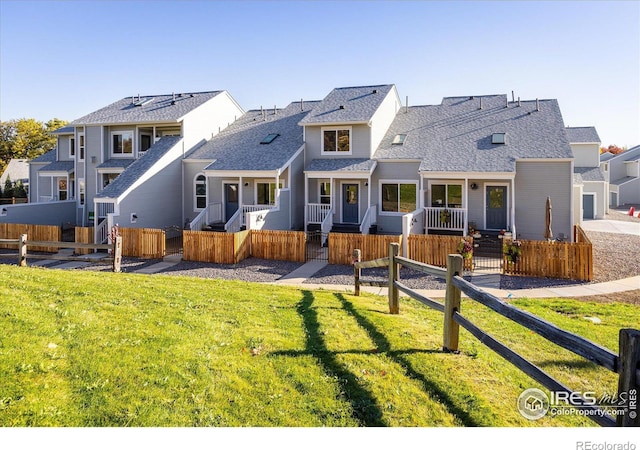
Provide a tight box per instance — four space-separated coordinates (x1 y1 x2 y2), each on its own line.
13 180 27 198
0 117 68 171
3 177 14 198
600 144 626 155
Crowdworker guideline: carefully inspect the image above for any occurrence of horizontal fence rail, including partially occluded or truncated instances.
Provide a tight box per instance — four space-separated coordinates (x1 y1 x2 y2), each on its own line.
354 243 638 427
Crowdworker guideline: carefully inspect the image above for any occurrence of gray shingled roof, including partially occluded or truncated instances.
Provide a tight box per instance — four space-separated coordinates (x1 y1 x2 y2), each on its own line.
96 136 181 198
51 126 74 135
305 158 377 173
573 173 583 185
30 149 57 163
38 161 74 173
600 152 616 162
372 95 572 173
299 85 395 125
96 159 135 170
574 166 606 182
188 101 319 172
611 176 637 186
71 91 223 125
565 126 600 143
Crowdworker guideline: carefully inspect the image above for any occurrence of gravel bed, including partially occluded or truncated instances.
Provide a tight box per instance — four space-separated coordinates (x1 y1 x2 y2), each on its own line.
154 258 303 283
589 230 640 283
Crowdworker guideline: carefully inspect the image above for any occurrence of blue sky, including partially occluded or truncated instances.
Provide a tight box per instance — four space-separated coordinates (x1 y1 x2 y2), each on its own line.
1 0 638 147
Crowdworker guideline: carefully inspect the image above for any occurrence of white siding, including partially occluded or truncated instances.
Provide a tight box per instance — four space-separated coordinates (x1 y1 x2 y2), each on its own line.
571 143 600 167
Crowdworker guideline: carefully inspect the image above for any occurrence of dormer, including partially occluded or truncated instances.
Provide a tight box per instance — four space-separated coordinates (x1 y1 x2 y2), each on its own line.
566 126 601 168
299 84 401 160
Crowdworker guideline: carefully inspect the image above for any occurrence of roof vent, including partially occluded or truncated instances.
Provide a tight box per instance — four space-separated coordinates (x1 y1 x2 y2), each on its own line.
536 98 540 111
492 133 506 145
373 89 378 94
190 93 194 97
339 105 345 110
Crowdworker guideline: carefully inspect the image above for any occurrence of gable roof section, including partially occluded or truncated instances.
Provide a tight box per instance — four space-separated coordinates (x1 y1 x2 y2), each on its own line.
602 144 640 163
51 125 75 135
188 101 320 172
305 158 377 174
71 91 224 125
30 149 57 163
96 159 136 171
299 84 395 126
373 95 572 173
38 161 74 175
574 166 606 182
96 136 181 199
565 126 600 143
0 159 30 184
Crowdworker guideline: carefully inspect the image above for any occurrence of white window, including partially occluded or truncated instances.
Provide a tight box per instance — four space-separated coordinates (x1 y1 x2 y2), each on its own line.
319 181 331 204
58 178 67 201
79 178 85 206
194 174 207 210
322 127 351 154
102 173 119 189
111 131 133 156
256 181 283 205
381 182 417 213
431 183 462 208
69 137 75 158
78 133 85 161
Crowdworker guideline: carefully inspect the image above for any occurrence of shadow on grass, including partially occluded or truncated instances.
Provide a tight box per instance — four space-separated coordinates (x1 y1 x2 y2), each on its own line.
296 290 386 426
333 293 481 427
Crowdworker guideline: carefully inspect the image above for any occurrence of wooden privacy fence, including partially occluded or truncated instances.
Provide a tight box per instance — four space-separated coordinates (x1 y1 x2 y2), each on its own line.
118 227 165 259
503 239 593 281
408 234 473 271
354 243 639 427
183 230 250 264
0 223 61 252
75 227 94 255
252 230 306 262
329 233 402 265
0 233 122 272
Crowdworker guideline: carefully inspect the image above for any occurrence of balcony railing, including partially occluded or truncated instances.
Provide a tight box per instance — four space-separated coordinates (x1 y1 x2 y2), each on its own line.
424 207 467 232
307 203 331 224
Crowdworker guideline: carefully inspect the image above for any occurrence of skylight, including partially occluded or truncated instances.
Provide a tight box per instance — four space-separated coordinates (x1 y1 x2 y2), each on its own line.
392 134 407 145
260 133 280 145
491 133 506 144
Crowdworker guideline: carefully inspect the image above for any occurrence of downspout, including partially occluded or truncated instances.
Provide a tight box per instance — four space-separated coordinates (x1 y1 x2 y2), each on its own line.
511 177 516 238
304 173 308 230
463 178 468 235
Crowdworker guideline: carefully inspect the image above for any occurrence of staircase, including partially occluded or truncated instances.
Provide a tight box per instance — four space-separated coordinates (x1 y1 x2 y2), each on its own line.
203 221 226 232
330 222 361 234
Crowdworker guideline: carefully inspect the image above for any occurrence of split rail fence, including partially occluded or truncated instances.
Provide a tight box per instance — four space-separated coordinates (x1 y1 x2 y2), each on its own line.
353 243 639 427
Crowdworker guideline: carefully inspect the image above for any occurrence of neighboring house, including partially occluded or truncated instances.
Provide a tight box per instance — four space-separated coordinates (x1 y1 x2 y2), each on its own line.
184 100 319 232
300 86 575 242
601 145 640 207
17 91 244 239
0 158 30 193
566 126 606 221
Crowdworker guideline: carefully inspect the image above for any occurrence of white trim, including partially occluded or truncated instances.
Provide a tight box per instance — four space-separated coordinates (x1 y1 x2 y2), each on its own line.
254 179 284 206
318 180 331 205
299 120 368 127
69 136 76 158
378 179 418 216
78 132 85 161
340 181 360 223
321 126 352 155
222 179 240 221
421 171 514 180
515 158 573 163
194 172 207 212
110 130 135 158
483 182 510 230
204 169 278 178
426 179 464 208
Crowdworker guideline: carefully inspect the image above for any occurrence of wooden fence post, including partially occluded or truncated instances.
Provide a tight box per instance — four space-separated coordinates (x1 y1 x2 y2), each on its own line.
617 329 640 427
443 253 463 352
18 233 27 267
353 248 361 296
388 243 400 314
112 235 122 273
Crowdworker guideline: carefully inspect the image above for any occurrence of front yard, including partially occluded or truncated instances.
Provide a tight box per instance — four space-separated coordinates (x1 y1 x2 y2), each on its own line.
1 265 637 426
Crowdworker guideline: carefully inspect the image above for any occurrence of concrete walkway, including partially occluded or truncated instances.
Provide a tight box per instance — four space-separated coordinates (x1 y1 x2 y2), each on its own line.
581 218 640 236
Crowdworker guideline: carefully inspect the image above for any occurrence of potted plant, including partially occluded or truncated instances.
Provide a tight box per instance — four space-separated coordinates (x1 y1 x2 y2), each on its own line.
504 239 522 263
440 209 451 224
457 239 473 260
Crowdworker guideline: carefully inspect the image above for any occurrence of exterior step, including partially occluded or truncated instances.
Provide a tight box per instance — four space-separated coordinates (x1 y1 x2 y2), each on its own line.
331 223 361 234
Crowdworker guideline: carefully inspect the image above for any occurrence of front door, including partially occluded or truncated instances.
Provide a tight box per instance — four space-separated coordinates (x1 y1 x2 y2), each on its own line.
224 183 239 221
342 184 359 223
486 185 507 230
583 194 595 219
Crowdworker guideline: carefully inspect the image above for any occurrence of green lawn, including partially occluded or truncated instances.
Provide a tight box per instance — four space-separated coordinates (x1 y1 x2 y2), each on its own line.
0 264 637 427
